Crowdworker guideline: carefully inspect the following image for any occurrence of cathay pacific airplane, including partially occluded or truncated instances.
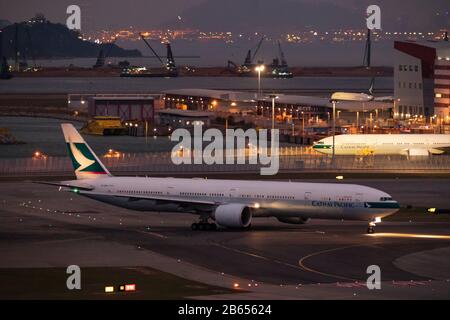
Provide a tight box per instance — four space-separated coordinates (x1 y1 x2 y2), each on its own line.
313 134 450 156
37 124 400 234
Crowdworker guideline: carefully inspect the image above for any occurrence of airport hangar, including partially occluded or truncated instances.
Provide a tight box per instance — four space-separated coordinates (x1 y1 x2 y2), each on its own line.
394 39 450 122
162 88 394 122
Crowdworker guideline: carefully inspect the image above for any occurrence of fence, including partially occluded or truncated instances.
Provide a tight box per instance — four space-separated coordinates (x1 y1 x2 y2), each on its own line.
0 152 449 177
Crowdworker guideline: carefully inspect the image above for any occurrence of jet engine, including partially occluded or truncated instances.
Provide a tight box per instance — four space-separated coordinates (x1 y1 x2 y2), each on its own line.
276 217 310 225
214 203 252 228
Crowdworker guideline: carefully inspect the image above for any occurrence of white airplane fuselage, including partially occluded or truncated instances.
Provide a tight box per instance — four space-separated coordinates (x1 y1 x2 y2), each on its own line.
73 176 399 222
313 134 450 156
51 123 400 231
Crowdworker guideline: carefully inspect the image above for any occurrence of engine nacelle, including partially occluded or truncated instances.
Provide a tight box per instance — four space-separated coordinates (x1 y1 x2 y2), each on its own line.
276 217 310 225
214 203 252 228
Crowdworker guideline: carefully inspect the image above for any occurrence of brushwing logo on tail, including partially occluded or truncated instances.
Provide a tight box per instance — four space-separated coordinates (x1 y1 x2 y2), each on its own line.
69 141 95 172
67 140 106 174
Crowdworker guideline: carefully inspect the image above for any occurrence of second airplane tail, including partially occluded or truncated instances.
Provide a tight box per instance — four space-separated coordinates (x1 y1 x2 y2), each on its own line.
61 123 112 180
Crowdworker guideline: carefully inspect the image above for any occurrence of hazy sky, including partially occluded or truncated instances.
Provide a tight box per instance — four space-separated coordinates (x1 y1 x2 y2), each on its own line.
0 0 205 30
1 0 449 32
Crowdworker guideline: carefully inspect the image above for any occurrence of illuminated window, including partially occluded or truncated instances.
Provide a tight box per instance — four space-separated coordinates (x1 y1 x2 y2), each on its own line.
435 93 442 98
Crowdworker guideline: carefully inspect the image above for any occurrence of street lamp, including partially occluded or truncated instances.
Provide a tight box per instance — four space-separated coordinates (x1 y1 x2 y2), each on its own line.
268 94 278 132
330 92 374 165
332 100 337 162
301 111 305 136
255 65 265 98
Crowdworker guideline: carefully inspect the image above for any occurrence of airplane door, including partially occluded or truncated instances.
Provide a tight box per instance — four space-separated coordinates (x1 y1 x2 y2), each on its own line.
355 193 363 202
304 192 312 201
229 188 238 198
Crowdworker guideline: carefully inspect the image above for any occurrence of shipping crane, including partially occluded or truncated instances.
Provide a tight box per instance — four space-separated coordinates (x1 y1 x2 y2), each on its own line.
363 29 372 69
0 29 12 79
120 33 178 77
270 41 293 78
93 37 118 68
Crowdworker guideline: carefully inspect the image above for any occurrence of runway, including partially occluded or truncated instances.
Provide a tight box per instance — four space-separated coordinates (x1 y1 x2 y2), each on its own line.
1 180 450 299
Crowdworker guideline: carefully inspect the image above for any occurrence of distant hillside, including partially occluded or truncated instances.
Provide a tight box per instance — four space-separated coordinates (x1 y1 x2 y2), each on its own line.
0 17 141 59
0 19 11 29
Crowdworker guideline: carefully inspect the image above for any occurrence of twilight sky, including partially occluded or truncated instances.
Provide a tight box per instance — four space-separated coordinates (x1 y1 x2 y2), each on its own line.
1 0 449 32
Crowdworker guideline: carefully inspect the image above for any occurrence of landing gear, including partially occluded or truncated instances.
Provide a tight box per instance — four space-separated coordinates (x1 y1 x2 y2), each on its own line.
367 220 377 234
191 216 217 231
191 222 217 231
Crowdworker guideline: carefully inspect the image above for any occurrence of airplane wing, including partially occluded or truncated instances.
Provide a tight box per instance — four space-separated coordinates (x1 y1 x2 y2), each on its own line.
80 190 219 212
33 181 95 191
33 181 218 213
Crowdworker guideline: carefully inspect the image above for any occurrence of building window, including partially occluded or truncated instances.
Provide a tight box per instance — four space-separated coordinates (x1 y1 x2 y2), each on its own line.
415 65 418 72
409 65 413 71
436 93 442 98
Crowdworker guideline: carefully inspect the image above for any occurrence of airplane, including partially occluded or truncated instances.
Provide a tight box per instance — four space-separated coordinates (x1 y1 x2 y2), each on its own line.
313 134 450 156
36 124 400 234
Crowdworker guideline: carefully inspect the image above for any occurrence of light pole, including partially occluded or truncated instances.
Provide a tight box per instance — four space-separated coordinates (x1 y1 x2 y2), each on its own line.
269 94 278 132
332 100 336 164
356 111 359 131
301 111 305 136
255 65 265 99
330 91 374 166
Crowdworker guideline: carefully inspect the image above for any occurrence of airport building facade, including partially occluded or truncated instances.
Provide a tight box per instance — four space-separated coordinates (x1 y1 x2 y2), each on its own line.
88 96 155 122
394 40 450 122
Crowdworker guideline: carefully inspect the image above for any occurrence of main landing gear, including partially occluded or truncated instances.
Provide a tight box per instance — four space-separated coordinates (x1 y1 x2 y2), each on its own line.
191 217 217 231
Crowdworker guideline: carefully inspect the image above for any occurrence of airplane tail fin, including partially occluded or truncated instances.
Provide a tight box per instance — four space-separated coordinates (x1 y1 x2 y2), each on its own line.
61 123 112 180
368 77 375 96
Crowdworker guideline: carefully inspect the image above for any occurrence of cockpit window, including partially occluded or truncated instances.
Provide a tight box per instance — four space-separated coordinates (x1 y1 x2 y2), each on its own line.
380 197 393 201
316 141 324 145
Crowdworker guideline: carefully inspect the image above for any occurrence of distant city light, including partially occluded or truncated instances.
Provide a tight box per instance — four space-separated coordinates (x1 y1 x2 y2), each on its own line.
104 286 114 293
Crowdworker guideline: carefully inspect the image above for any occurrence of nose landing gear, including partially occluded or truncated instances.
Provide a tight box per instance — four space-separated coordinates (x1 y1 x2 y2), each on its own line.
367 220 377 234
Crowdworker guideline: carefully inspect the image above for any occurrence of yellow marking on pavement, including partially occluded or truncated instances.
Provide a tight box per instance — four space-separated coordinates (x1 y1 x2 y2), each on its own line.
298 245 363 281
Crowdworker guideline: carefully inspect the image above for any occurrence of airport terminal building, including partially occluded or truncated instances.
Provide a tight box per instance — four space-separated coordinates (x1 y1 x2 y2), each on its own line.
162 89 391 122
394 39 450 122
